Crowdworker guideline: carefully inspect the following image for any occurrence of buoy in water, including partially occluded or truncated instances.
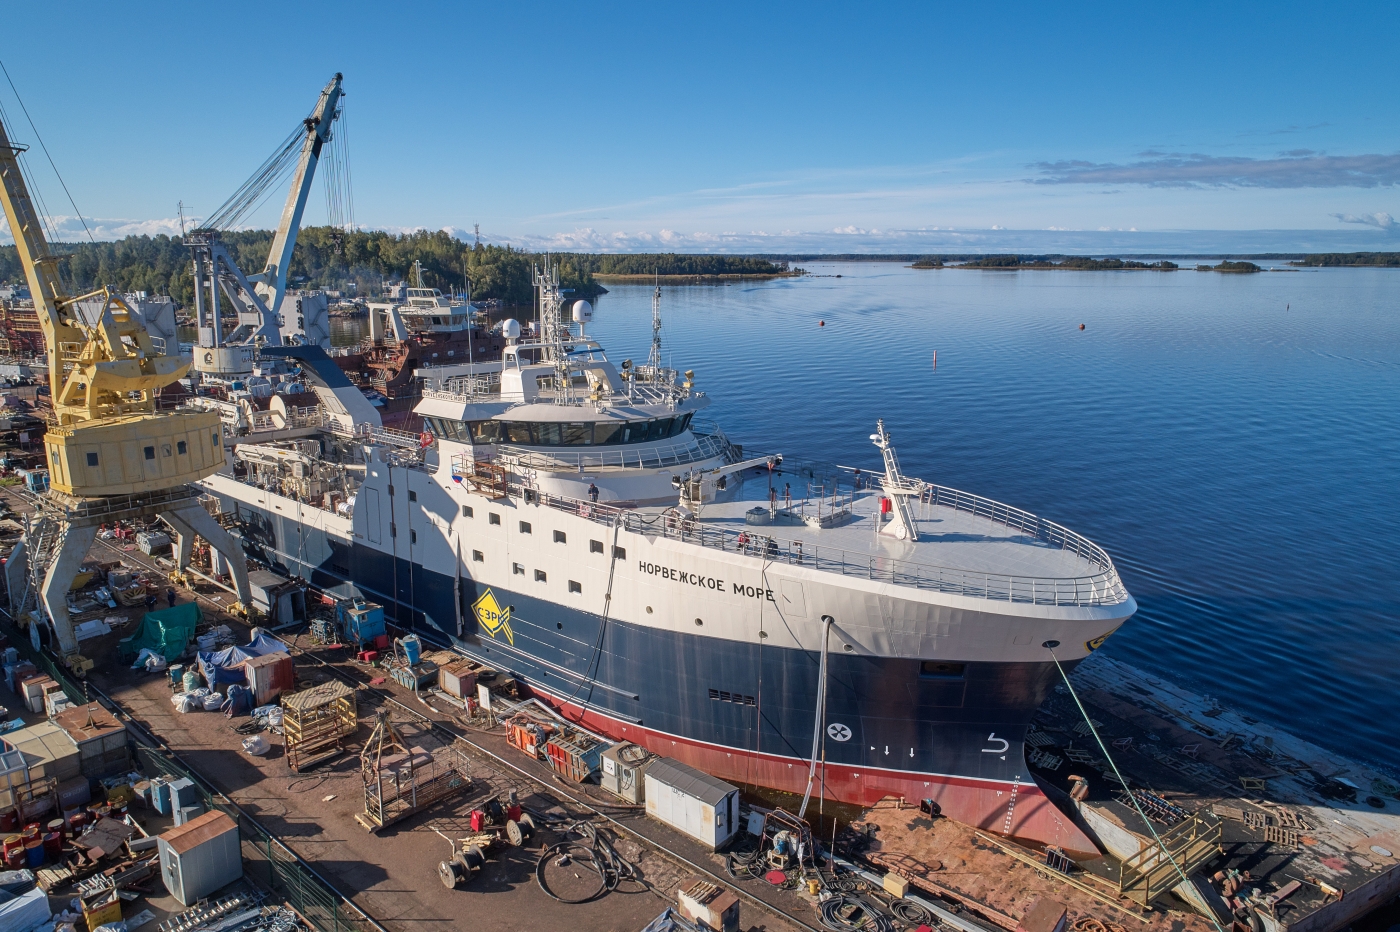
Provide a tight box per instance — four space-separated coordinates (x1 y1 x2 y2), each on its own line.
932 350 937 370
1078 323 1085 330
819 320 825 327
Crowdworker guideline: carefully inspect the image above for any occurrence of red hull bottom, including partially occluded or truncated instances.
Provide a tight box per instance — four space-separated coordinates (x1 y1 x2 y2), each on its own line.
532 690 1100 858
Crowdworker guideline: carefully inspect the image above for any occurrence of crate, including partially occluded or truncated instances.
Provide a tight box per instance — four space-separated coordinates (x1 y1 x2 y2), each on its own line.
283 681 358 773
545 732 604 783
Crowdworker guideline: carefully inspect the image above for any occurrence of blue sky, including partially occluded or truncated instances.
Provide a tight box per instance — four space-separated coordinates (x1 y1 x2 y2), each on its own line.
3 1 1399 253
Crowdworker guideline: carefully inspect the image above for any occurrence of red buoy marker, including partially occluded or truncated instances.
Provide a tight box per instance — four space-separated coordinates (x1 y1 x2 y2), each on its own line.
819 320 825 327
1078 323 1085 330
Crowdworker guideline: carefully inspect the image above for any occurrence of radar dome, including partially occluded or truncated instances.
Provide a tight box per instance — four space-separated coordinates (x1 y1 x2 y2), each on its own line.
501 318 522 340
571 300 594 323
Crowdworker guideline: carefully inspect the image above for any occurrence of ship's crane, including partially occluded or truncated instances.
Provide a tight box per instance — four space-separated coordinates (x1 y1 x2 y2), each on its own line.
672 454 783 517
186 74 344 378
0 114 252 671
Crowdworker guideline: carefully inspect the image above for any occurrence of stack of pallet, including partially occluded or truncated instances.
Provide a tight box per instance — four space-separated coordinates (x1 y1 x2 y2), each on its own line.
282 681 358 773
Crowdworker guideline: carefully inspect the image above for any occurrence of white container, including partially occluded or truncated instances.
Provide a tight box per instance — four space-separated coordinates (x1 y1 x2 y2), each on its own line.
158 810 242 906
644 757 740 850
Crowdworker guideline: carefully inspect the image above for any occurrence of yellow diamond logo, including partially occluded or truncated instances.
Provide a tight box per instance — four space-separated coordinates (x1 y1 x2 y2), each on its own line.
473 589 513 645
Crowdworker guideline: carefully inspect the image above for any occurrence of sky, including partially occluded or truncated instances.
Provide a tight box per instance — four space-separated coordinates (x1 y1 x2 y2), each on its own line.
3 1 1400 254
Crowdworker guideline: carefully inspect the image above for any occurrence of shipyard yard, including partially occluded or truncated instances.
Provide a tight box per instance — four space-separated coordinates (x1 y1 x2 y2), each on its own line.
0 11 1398 932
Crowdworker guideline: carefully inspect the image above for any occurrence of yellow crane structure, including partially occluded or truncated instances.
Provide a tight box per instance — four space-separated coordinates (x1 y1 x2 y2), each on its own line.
0 114 251 671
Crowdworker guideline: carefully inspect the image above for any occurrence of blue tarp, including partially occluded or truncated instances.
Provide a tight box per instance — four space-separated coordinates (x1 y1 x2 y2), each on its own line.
197 633 289 689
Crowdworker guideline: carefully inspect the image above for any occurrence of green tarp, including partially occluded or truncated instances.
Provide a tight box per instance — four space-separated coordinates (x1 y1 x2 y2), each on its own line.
118 601 202 662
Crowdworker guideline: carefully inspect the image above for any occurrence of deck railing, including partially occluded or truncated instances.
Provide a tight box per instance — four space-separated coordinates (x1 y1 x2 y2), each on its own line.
494 428 733 472
500 482 1129 608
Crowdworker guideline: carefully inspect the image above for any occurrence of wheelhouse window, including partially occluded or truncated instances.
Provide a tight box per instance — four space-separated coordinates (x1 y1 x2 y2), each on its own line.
458 411 696 448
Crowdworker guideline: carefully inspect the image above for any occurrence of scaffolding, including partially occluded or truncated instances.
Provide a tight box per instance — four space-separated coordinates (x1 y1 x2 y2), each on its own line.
282 681 359 773
355 711 472 832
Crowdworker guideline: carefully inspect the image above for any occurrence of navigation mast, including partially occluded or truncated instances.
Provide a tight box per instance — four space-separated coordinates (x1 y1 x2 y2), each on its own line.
648 271 662 370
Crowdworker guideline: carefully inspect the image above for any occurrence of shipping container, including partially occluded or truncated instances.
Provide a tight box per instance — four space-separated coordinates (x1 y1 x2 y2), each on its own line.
241 652 294 706
644 758 739 850
158 810 241 906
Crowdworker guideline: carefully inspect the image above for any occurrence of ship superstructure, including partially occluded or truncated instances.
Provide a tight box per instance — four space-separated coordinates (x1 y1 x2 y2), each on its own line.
198 266 1136 853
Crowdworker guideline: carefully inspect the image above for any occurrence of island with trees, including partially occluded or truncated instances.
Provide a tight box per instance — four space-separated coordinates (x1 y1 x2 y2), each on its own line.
1196 260 1261 273
929 255 1178 270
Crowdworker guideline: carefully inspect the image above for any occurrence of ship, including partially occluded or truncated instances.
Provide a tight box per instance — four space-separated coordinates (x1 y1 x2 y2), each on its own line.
200 265 1136 853
332 262 508 430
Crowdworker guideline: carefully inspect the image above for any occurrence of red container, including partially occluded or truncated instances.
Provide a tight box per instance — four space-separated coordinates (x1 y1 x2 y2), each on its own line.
470 809 486 832
3 849 22 869
66 812 87 834
42 832 61 856
45 819 64 839
2 835 20 855
19 825 38 843
373 634 390 651
0 810 17 833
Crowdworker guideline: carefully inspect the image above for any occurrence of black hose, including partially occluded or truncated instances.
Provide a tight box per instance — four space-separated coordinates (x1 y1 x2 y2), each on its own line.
891 899 934 926
534 821 634 904
818 895 895 932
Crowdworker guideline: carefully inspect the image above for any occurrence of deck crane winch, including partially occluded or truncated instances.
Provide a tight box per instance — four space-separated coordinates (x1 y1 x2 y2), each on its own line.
187 74 344 378
0 115 252 672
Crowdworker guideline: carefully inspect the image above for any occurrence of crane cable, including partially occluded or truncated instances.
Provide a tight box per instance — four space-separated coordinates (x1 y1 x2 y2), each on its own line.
0 57 95 247
1046 645 1227 932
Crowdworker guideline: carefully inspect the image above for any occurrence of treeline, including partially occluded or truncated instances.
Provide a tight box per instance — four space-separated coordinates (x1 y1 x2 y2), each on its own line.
563 254 788 276
939 255 1178 270
1290 253 1400 267
0 227 604 307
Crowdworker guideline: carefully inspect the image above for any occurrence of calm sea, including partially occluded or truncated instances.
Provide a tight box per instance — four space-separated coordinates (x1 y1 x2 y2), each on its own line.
567 261 1399 775
329 262 1398 772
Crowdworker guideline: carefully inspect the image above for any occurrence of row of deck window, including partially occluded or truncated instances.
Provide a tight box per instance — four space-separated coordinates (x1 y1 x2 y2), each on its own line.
423 411 695 447
461 505 625 597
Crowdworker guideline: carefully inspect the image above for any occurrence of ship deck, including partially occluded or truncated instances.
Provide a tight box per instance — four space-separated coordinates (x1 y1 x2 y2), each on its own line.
692 473 1107 582
617 468 1129 608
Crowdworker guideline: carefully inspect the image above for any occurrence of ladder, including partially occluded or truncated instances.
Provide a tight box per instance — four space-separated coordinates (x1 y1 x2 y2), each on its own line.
13 513 58 627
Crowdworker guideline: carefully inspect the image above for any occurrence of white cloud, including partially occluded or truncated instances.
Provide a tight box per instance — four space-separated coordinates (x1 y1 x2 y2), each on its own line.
1330 211 1397 231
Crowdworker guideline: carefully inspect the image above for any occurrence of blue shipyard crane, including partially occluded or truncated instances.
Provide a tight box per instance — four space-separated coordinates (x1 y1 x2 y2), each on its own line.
188 74 345 377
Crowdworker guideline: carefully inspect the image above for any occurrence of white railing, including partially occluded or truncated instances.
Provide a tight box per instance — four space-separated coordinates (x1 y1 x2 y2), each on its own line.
494 430 732 472
498 483 1128 608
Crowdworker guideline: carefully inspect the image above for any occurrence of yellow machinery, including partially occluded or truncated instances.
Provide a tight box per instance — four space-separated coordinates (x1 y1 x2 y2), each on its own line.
0 121 222 495
0 113 251 669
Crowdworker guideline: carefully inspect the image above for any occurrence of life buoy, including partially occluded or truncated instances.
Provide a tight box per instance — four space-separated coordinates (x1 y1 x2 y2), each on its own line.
419 431 434 449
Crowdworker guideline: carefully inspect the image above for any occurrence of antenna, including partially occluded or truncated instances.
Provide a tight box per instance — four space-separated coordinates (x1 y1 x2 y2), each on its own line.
178 201 187 236
648 269 662 370
473 223 481 248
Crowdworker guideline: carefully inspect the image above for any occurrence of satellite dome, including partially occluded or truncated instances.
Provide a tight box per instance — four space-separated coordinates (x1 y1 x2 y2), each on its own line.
571 300 594 323
501 318 522 340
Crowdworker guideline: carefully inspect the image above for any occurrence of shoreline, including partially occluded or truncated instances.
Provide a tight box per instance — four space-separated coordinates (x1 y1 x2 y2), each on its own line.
592 271 803 283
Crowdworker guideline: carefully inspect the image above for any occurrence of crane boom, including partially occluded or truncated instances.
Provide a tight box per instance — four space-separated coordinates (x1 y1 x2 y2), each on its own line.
0 120 86 405
252 73 343 321
0 115 223 497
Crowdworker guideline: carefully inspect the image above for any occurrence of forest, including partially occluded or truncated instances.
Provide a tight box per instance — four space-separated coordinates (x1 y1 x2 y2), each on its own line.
0 228 604 307
947 256 1178 270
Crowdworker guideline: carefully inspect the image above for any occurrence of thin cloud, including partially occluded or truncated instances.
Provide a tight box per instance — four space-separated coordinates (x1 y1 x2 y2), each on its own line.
1331 211 1397 231
1030 152 1400 188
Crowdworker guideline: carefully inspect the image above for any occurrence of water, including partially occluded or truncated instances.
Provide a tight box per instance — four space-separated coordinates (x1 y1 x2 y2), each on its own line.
566 262 1398 775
